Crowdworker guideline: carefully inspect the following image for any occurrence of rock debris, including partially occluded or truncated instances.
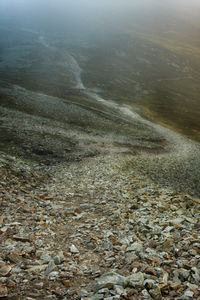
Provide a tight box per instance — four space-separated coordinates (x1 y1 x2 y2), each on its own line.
0 153 199 299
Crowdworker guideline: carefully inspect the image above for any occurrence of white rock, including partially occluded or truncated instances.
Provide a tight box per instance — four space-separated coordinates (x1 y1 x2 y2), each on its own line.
70 244 79 253
184 290 194 298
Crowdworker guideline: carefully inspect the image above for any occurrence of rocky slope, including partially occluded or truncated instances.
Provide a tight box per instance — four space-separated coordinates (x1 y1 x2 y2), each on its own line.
0 81 200 299
0 152 199 300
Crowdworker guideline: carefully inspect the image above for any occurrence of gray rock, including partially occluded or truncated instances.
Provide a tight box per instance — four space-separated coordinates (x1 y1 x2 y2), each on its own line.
183 290 194 298
191 267 200 282
78 289 89 297
49 271 59 278
170 218 184 225
27 264 47 273
126 242 143 253
40 253 51 263
180 269 190 280
34 282 44 289
149 286 162 300
6 253 23 264
143 279 156 289
113 285 126 295
141 289 153 299
104 297 120 300
125 253 138 264
44 260 57 276
35 250 43 258
91 294 104 300
0 265 11 276
93 271 125 292
103 231 113 238
99 240 113 251
54 256 61 265
97 288 109 294
120 236 133 245
125 272 144 287
11 266 22 273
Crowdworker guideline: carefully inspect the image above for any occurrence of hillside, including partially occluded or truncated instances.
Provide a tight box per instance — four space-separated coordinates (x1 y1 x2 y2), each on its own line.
0 80 200 299
0 1 200 297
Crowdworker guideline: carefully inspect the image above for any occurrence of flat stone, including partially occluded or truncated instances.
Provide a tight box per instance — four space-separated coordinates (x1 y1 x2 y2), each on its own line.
7 253 23 264
97 288 109 294
104 297 120 300
0 265 11 276
27 265 47 273
170 218 184 225
183 290 194 298
93 272 125 292
91 294 104 300
49 271 59 278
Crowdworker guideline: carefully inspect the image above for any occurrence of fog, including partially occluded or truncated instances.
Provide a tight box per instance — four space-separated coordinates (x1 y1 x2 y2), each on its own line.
1 0 200 38
1 0 200 142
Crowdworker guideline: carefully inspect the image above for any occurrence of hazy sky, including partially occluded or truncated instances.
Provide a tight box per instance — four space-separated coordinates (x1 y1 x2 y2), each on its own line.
0 0 200 38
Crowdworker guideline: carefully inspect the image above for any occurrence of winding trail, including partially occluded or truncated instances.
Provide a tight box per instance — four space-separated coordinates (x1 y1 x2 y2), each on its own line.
37 34 200 195
5 28 200 157
40 37 199 155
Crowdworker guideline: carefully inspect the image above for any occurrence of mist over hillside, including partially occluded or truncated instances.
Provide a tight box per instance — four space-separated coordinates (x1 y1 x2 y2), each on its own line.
1 0 200 141
0 2 200 299
1 0 200 187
